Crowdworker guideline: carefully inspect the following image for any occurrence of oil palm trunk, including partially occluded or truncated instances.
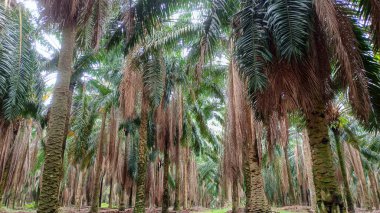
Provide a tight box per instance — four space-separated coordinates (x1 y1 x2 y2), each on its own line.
306 104 343 213
38 24 76 213
243 102 270 213
332 127 355 212
134 89 150 213
90 111 107 213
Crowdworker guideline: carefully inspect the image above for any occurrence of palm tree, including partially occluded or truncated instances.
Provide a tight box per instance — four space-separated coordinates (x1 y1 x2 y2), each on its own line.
0 4 43 202
38 1 109 211
233 1 380 212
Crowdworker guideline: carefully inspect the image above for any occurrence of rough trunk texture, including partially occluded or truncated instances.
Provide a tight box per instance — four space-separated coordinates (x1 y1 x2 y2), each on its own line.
243 104 270 213
306 104 343 213
90 111 107 213
37 25 76 213
332 128 355 213
162 137 170 213
134 90 149 213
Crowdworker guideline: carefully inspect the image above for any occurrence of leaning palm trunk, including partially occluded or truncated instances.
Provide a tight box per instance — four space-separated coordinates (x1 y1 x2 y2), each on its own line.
134 90 150 213
332 128 355 212
306 104 343 213
38 24 76 213
242 99 270 213
90 111 107 213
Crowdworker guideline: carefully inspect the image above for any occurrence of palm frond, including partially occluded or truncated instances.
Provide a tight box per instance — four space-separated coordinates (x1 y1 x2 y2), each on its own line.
265 0 312 60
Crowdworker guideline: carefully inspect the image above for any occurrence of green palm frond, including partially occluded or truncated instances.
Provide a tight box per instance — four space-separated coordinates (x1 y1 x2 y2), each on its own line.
351 18 380 131
265 0 311 60
234 1 271 96
143 54 165 108
1 7 42 121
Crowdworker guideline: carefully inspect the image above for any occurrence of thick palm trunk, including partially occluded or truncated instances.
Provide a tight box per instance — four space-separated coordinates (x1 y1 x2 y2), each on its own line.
332 128 355 212
162 137 170 213
306 105 343 213
243 104 270 213
90 111 107 213
134 90 150 213
174 140 181 211
38 25 76 213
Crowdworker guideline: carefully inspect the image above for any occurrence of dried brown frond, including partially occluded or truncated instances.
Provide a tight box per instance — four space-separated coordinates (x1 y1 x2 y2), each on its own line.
313 0 353 80
368 0 380 52
119 54 142 120
314 0 370 120
91 0 109 50
40 0 96 27
335 6 370 121
195 38 207 82
255 59 326 119
224 57 244 182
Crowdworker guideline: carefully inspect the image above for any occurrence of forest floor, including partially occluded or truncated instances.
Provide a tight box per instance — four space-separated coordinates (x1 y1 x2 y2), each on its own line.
1 206 379 213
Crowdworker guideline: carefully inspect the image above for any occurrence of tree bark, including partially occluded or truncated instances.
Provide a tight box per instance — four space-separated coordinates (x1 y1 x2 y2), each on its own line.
90 111 107 213
243 103 270 213
332 127 355 213
134 89 150 213
306 104 343 213
37 24 76 213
